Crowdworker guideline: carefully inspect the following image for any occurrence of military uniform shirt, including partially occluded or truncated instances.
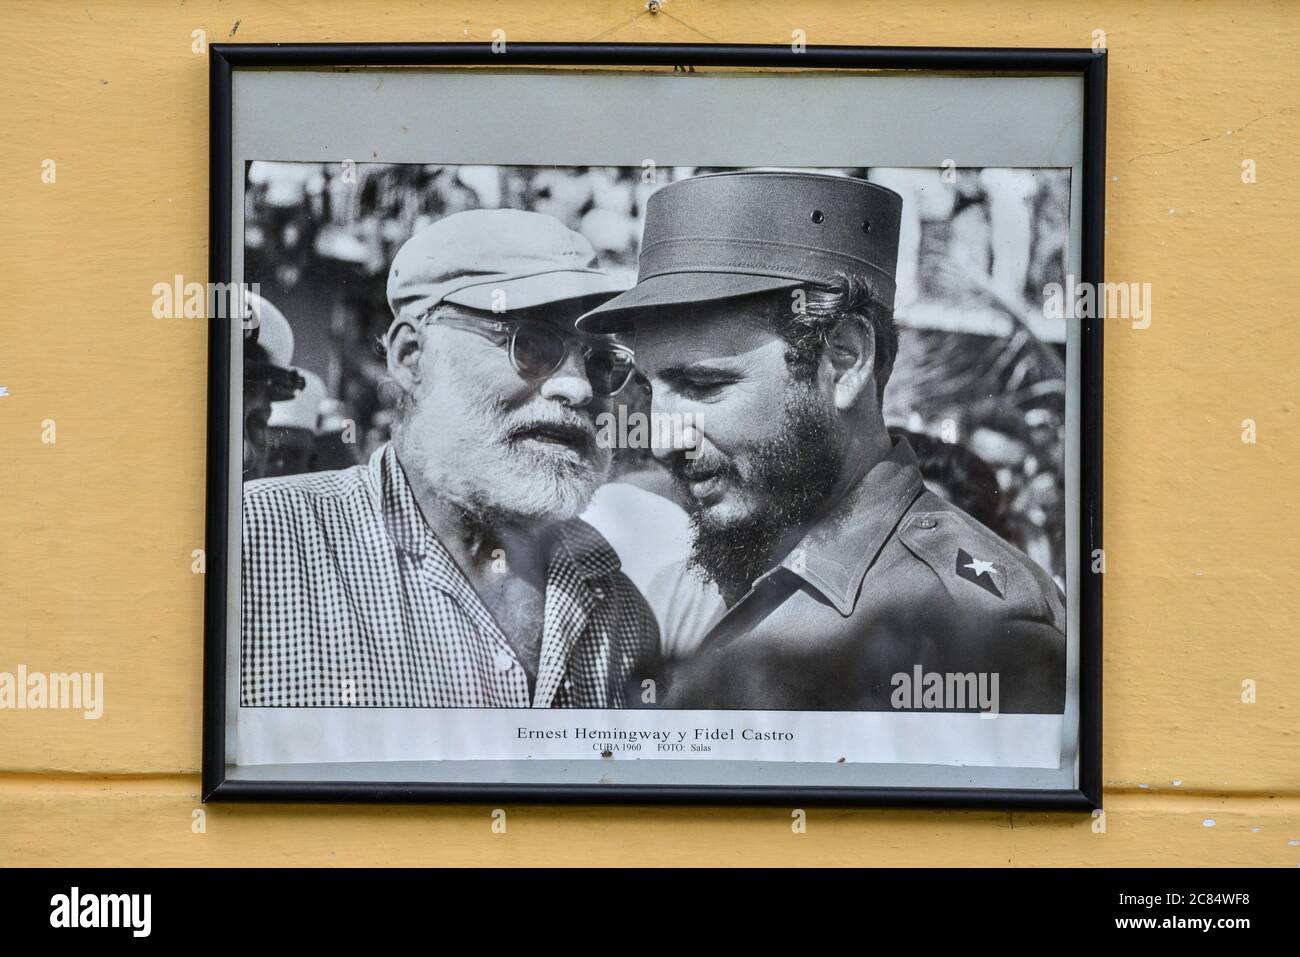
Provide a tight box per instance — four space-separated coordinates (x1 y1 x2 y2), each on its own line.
661 436 1067 713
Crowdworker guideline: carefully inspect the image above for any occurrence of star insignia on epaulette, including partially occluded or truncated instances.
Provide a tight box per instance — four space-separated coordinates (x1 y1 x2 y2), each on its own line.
956 548 1004 599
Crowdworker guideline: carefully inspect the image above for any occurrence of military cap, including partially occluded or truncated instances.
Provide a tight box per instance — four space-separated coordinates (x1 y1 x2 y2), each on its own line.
578 170 903 332
385 208 626 344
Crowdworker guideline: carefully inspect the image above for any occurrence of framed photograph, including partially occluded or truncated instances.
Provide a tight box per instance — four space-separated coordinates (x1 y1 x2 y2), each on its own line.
204 43 1105 808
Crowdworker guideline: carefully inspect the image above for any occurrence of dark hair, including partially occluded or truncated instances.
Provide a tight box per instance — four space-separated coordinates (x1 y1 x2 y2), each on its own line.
770 271 898 402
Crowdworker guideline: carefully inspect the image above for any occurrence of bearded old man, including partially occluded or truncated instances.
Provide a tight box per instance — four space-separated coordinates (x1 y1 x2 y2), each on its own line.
240 209 659 708
578 171 1066 713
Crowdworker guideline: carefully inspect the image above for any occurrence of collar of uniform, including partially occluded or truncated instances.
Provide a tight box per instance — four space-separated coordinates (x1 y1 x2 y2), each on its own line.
373 442 622 585
774 434 926 616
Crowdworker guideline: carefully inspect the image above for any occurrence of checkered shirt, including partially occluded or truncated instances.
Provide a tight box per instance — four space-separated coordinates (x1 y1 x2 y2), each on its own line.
241 444 659 708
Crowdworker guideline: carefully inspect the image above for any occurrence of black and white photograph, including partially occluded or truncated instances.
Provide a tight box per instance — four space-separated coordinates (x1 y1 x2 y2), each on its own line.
242 161 1069 709
206 48 1103 805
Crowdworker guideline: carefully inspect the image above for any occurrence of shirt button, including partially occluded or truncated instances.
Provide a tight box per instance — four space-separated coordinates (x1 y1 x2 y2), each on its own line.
915 517 938 529
493 651 515 673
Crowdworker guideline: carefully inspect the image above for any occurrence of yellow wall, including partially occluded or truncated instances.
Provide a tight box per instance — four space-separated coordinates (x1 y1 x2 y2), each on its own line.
1 0 1297 866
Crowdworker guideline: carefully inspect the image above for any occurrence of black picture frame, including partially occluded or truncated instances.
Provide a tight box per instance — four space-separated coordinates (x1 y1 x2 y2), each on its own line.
204 42 1105 810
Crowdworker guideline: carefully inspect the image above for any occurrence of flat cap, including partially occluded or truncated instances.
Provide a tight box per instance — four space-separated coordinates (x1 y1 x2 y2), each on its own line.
385 208 626 342
578 171 902 332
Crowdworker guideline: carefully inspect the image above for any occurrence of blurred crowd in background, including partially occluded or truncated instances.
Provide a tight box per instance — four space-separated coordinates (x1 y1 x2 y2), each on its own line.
243 162 1070 585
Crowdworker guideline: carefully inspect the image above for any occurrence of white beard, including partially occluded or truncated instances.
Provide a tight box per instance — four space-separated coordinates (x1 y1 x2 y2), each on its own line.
395 379 610 528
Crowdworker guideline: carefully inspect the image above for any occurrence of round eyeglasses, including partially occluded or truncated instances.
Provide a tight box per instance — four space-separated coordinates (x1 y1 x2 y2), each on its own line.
419 310 636 398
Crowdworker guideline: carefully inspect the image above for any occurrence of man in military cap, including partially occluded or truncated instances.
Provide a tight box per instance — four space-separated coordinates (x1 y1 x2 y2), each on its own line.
579 171 1065 713
242 209 659 708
